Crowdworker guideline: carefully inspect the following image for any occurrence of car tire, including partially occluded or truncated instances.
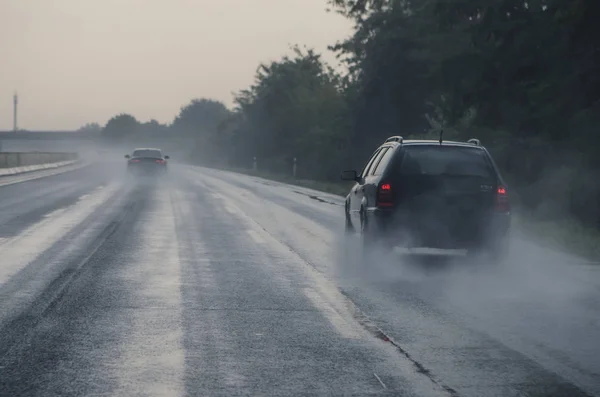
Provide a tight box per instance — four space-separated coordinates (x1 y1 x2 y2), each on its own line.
344 205 355 235
345 219 354 235
360 210 371 247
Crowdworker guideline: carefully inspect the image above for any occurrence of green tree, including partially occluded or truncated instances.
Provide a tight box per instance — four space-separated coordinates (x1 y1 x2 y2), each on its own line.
329 0 442 152
228 46 351 179
170 98 232 165
77 122 102 134
140 119 168 136
172 98 231 134
102 114 138 141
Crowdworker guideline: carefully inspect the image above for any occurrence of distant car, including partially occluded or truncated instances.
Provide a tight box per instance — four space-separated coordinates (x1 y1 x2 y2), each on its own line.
125 148 169 176
341 136 511 261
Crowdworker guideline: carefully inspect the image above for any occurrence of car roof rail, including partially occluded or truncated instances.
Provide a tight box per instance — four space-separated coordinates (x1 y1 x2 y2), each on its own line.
385 136 403 144
467 138 481 146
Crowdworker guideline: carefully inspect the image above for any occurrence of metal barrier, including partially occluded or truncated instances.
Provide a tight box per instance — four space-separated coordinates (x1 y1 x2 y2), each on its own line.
0 152 79 168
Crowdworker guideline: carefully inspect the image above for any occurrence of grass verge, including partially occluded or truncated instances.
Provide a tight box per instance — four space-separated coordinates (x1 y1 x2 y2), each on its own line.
512 215 600 262
217 166 600 262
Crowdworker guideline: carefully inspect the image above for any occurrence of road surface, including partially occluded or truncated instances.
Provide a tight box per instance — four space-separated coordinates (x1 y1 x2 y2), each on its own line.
0 162 598 396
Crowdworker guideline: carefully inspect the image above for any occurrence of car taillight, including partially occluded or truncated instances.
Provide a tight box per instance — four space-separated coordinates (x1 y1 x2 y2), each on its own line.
156 159 165 164
495 185 510 212
377 182 393 207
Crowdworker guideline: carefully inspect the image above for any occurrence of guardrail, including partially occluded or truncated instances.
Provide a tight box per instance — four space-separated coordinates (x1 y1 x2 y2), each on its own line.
0 152 79 168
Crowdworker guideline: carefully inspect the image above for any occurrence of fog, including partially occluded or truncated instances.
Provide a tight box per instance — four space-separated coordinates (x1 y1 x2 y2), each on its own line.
333 217 600 394
1 0 598 395
0 133 598 394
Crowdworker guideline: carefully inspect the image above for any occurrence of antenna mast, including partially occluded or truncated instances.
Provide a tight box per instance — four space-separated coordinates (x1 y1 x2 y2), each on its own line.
13 92 18 132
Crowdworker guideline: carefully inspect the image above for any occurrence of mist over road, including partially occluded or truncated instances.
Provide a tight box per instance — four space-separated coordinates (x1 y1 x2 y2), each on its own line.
0 160 598 397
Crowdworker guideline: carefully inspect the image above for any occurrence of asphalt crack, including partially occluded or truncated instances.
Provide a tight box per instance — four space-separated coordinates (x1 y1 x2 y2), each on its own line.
338 288 459 396
292 190 342 206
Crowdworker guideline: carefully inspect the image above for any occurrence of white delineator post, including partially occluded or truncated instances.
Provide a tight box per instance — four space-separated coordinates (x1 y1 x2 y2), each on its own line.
293 157 297 178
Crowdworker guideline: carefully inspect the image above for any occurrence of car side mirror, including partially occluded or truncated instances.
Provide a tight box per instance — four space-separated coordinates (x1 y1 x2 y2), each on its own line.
125 154 131 159
340 170 358 181
164 155 170 159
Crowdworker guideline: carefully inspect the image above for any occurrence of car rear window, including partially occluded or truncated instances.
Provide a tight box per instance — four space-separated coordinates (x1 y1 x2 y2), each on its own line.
132 150 162 158
399 146 493 178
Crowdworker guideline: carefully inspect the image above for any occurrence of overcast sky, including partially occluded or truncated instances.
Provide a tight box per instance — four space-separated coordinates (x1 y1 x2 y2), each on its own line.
0 0 353 130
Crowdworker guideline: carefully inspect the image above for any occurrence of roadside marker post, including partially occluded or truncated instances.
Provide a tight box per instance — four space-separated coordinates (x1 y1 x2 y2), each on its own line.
293 157 297 179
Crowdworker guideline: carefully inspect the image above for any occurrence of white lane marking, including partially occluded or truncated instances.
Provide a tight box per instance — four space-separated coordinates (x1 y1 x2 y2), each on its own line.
0 182 121 285
215 191 252 220
246 229 265 244
113 189 184 397
303 288 361 340
225 205 238 215
373 373 387 389
194 179 209 189
170 188 246 389
77 187 104 202
43 208 67 218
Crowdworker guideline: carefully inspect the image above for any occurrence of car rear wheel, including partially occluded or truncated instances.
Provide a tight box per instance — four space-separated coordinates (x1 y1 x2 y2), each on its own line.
344 204 355 235
360 210 393 261
360 211 371 246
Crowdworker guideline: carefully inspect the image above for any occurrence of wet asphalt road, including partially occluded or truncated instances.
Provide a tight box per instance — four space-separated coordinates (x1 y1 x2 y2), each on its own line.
0 162 599 396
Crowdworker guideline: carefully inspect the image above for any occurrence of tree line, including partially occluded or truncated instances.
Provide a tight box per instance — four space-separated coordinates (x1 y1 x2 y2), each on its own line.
94 0 600 230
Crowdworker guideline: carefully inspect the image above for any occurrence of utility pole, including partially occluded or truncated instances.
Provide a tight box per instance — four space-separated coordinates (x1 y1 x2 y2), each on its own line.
13 92 18 132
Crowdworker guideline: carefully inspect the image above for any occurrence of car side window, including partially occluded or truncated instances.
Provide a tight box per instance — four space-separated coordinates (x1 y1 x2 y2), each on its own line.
372 147 394 175
365 147 389 176
360 149 382 178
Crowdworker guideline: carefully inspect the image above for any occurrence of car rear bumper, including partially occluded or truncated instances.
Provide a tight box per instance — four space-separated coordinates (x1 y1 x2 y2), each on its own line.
127 165 167 175
365 207 510 249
